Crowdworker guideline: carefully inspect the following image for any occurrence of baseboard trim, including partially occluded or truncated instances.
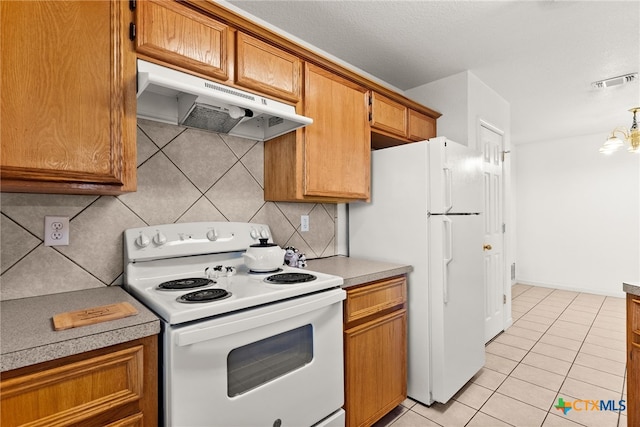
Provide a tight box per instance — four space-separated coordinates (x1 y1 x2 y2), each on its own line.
514 279 625 299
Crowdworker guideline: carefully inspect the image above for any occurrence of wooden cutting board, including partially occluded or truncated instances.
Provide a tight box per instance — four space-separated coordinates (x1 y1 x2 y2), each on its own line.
53 302 138 331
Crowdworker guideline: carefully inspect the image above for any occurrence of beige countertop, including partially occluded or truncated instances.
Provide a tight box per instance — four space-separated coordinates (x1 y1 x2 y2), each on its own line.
306 255 412 288
624 281 640 296
1 286 160 372
1 258 408 372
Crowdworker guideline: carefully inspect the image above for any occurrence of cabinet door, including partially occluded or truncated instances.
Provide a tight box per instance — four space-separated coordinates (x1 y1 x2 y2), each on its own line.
304 63 370 199
136 0 229 81
0 0 136 194
628 295 640 426
408 109 436 141
370 92 408 138
344 309 407 427
236 32 301 103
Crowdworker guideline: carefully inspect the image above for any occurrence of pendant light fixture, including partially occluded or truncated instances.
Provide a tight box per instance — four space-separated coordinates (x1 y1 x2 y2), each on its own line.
599 107 640 154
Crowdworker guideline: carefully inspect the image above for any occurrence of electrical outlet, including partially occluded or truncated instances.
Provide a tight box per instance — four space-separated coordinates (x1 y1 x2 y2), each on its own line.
300 215 310 232
44 216 70 246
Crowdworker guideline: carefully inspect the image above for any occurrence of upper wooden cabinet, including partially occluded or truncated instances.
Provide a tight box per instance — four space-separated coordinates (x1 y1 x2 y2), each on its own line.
370 91 437 148
370 92 408 138
235 32 301 103
136 0 230 81
408 109 436 141
264 64 370 202
0 0 137 195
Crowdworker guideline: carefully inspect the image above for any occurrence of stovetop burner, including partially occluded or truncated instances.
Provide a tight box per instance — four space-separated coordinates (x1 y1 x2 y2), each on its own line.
264 272 317 285
177 288 232 304
249 268 283 275
158 278 214 290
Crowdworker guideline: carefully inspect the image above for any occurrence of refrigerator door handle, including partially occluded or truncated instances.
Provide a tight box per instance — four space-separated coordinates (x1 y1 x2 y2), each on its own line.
444 167 453 213
443 216 453 304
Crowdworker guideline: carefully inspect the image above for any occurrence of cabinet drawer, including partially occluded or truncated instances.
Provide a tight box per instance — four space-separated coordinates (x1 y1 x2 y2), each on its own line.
345 276 406 324
1 346 144 426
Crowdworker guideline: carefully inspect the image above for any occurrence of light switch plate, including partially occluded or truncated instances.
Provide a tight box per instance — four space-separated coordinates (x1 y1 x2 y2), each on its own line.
44 216 70 246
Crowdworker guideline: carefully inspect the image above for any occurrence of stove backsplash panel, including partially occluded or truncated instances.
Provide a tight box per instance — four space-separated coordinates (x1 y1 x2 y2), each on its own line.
0 120 336 301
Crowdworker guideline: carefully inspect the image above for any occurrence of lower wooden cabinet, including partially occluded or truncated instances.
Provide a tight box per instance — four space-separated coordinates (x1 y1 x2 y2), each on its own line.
343 276 407 427
0 336 157 427
627 294 640 426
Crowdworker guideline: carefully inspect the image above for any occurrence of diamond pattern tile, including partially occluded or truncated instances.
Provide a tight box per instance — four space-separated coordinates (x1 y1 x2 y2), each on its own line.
1 214 39 274
1 246 104 300
177 197 227 223
0 193 97 237
137 118 185 148
57 197 146 284
205 162 264 222
0 121 335 300
284 231 315 258
250 202 295 246
220 134 259 159
239 141 264 187
163 128 237 192
137 126 159 166
298 204 334 255
276 202 314 227
118 152 201 225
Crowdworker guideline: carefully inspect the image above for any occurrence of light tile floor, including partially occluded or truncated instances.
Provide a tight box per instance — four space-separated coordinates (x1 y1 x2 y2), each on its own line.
374 284 627 427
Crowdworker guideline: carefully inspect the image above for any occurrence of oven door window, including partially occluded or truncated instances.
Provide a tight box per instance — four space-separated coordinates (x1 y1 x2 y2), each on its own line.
227 324 313 397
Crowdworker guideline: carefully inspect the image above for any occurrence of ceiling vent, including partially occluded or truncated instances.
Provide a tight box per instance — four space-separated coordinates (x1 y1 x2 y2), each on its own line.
592 73 638 89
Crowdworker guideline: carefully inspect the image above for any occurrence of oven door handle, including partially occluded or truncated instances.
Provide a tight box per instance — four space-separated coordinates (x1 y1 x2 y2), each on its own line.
175 289 346 346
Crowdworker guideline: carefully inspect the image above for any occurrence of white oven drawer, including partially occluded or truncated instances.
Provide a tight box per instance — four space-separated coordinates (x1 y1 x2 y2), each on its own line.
164 288 346 427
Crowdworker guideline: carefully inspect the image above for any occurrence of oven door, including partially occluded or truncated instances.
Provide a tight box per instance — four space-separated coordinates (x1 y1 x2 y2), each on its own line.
164 288 346 427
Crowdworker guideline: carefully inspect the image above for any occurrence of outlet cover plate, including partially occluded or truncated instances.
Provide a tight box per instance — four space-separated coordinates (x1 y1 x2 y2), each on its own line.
300 215 309 232
44 216 70 246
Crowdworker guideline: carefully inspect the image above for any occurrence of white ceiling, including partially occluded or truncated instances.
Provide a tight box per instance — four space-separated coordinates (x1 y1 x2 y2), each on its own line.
224 0 639 145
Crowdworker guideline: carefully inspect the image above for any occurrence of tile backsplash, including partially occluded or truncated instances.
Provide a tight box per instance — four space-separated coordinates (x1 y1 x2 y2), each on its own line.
0 119 336 301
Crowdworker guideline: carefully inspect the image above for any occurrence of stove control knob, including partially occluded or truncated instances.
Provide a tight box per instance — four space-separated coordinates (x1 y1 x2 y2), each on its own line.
135 233 150 248
206 229 218 241
250 228 259 239
153 232 167 246
260 228 270 239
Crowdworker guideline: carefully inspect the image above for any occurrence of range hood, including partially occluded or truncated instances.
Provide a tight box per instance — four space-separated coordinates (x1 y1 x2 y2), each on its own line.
136 60 312 141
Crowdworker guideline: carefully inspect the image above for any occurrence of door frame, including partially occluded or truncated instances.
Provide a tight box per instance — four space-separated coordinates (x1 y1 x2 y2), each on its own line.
477 118 512 334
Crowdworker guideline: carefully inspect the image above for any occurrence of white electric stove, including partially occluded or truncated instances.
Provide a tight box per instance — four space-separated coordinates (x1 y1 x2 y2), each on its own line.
123 221 346 427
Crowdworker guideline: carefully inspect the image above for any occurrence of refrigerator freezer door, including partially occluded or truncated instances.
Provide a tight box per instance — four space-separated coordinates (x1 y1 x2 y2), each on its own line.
428 137 483 214
429 214 485 403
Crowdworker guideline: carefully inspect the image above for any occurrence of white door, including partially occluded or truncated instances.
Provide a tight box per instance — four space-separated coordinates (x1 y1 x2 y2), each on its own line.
480 123 505 343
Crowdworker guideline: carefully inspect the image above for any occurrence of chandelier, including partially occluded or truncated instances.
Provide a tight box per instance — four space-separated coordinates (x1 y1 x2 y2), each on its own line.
599 107 640 154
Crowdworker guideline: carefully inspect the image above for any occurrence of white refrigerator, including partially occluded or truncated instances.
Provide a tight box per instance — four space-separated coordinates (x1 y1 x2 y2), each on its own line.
349 137 485 405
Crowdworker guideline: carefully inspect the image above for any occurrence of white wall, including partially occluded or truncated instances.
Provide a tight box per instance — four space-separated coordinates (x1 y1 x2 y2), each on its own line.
515 133 640 297
405 71 469 145
405 71 510 152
